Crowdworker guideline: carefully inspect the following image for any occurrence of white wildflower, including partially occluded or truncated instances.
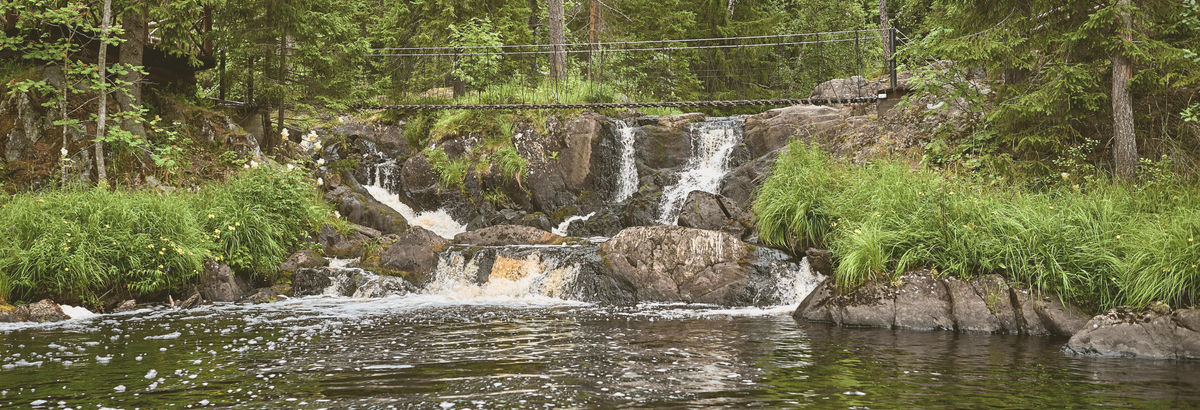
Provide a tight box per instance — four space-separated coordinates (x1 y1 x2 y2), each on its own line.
281 128 290 139
316 158 326 166
60 147 68 158
316 177 324 186
286 164 295 171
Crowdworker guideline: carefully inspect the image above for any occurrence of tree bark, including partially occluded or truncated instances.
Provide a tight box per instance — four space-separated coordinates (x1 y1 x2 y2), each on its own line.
116 7 146 138
94 0 113 184
879 0 892 60
548 0 566 82
1112 0 1137 180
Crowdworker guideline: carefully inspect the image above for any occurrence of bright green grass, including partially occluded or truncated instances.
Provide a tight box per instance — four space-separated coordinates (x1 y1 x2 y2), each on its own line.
0 167 334 306
754 143 1200 311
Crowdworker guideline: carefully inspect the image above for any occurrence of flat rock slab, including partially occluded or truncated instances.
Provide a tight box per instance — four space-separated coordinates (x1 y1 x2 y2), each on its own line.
454 225 567 246
1068 306 1200 360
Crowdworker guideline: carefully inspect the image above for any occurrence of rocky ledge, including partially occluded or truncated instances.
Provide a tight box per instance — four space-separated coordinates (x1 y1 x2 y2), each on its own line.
1067 305 1200 360
794 271 1090 336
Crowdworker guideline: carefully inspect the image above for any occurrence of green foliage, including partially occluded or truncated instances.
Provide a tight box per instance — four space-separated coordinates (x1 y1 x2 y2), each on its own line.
0 187 209 304
490 144 527 184
425 147 469 191
756 143 1200 311
190 167 333 278
0 168 333 304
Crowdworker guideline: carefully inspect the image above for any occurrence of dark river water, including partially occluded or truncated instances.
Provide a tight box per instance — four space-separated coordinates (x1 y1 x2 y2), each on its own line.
1 296 1197 408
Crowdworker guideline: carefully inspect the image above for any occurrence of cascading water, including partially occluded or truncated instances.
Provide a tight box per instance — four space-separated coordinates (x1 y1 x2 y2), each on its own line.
551 212 595 236
363 160 466 239
612 119 640 203
657 117 745 224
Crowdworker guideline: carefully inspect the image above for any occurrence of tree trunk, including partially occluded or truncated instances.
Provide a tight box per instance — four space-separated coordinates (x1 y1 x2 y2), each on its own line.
1112 0 1137 180
116 8 146 138
527 0 539 75
879 0 892 60
276 26 287 145
548 0 566 82
94 0 113 184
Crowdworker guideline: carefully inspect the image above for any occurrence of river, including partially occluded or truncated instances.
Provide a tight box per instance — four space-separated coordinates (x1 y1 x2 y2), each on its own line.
2 296 1197 408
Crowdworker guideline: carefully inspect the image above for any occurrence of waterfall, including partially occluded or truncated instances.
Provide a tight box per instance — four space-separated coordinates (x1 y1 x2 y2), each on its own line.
612 119 639 203
363 160 466 239
657 117 744 224
551 212 595 236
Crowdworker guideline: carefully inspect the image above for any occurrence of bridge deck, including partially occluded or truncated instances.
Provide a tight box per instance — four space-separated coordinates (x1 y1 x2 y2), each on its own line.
364 97 880 111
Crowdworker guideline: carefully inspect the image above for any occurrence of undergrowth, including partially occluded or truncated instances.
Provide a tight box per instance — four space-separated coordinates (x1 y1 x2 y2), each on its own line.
754 143 1200 311
0 167 334 306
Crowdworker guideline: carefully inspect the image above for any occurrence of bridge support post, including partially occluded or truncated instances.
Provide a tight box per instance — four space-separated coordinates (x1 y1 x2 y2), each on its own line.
888 28 898 93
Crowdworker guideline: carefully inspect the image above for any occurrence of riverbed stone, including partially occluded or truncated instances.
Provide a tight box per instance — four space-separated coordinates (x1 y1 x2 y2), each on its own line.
454 225 568 246
17 299 69 322
198 259 251 303
112 300 139 313
323 184 409 235
365 227 451 286
1067 306 1200 360
599 226 780 305
294 268 333 296
676 191 753 239
743 105 849 159
279 249 328 275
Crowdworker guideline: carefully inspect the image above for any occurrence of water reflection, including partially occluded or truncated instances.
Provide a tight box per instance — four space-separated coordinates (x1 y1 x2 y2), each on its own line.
0 299 1196 408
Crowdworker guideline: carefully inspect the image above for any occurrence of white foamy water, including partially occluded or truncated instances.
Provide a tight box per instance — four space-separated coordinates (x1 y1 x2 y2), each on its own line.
657 118 744 224
60 305 97 320
551 212 595 236
613 119 640 202
365 162 466 239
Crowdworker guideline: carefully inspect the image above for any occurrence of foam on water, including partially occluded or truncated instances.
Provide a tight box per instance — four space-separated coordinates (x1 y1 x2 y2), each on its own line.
364 161 466 239
551 212 596 236
60 305 97 320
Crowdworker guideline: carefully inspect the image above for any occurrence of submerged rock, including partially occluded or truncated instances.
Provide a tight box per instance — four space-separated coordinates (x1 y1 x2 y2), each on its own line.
598 226 803 305
454 225 569 246
198 259 251 303
1067 306 1200 360
794 271 1089 336
676 191 754 240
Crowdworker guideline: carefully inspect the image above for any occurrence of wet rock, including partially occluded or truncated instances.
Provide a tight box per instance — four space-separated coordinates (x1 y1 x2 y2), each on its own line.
805 249 834 277
14 299 69 322
294 268 333 296
323 184 409 235
561 112 605 190
361 227 450 286
808 76 872 100
242 287 282 304
454 225 568 246
319 268 416 298
314 224 378 258
0 303 18 322
331 119 411 158
176 292 202 309
634 113 703 171
198 259 251 303
598 226 779 305
1067 306 1200 360
437 244 637 304
719 149 781 210
621 189 662 227
112 300 138 313
279 249 328 275
743 105 850 159
794 271 1084 336
676 191 753 239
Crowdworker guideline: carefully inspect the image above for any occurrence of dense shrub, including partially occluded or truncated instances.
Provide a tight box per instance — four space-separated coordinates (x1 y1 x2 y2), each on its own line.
0 167 333 305
754 143 1200 311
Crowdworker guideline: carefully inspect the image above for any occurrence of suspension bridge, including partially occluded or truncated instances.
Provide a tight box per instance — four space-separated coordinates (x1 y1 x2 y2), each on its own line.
362 28 908 111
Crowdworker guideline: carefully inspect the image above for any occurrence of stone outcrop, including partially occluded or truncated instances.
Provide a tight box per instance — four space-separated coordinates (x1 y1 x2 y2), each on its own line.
293 268 334 296
598 226 792 305
794 271 1090 336
744 105 850 159
676 191 753 239
453 225 568 246
279 249 328 275
323 184 409 235
313 224 379 258
633 113 704 170
719 149 780 211
360 227 451 286
1067 305 1200 360
198 259 251 303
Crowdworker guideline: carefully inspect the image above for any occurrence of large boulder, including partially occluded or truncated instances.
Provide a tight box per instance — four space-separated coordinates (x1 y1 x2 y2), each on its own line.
361 227 451 286
794 271 1089 336
399 154 442 208
676 191 753 239
454 225 568 246
743 105 850 159
198 259 251 303
598 226 787 305
560 112 605 190
1067 305 1200 360
808 76 872 100
5 299 70 323
719 149 781 211
323 184 409 235
634 113 704 171
293 268 334 296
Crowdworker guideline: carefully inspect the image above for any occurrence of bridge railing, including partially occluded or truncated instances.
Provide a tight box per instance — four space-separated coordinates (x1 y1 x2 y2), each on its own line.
364 29 899 110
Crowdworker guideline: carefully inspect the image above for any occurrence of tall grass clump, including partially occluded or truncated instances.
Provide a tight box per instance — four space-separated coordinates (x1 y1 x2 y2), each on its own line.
0 167 334 305
189 167 333 279
0 188 209 305
754 143 1200 311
